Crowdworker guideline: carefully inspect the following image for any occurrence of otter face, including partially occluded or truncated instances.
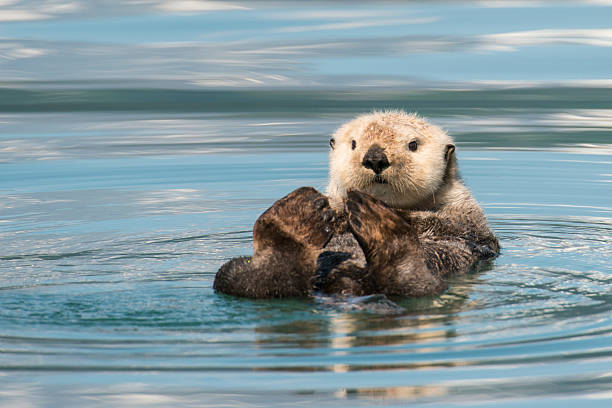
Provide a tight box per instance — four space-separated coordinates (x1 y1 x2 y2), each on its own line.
327 111 455 209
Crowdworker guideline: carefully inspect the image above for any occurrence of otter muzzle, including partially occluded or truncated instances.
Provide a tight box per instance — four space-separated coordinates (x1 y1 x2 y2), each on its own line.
362 145 390 175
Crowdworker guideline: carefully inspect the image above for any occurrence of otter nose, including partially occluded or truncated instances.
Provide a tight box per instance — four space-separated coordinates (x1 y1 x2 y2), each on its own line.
362 145 390 174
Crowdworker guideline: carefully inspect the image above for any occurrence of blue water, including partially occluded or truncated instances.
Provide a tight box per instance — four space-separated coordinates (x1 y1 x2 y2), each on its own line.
1 2 612 407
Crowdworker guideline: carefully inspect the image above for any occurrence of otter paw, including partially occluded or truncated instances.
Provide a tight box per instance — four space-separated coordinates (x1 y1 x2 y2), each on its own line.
345 190 410 254
254 187 335 252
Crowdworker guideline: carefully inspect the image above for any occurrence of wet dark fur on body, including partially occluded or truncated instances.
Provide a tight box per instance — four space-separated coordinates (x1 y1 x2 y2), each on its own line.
214 112 499 299
214 187 499 299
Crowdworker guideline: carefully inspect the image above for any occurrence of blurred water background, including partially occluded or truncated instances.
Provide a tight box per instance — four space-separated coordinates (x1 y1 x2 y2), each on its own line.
1 1 611 407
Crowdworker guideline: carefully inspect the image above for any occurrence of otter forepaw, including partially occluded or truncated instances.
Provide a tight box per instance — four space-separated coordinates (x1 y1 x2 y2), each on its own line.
254 187 335 253
345 190 409 255
345 190 441 296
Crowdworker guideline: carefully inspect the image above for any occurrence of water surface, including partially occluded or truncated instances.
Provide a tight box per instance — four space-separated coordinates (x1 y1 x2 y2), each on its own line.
1 1 612 407
2 89 611 407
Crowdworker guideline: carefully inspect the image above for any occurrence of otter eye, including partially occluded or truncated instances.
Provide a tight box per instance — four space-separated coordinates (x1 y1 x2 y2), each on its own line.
351 140 357 150
408 140 418 152
330 138 335 149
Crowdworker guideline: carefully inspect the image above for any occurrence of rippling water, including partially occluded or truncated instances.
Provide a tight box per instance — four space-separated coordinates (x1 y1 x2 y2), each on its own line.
2 1 612 407
1 88 611 407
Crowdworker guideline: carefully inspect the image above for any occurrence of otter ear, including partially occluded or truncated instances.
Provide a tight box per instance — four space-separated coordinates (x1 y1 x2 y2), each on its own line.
445 144 455 162
330 138 336 150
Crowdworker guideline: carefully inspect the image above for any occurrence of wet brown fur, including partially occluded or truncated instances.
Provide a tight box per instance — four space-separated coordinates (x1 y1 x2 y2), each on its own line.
214 187 335 298
214 112 499 299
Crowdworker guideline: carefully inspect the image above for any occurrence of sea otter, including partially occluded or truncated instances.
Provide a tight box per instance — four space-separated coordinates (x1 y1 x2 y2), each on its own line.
214 111 499 299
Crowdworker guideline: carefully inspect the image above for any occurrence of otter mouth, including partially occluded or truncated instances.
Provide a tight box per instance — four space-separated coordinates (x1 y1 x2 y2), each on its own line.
373 175 388 184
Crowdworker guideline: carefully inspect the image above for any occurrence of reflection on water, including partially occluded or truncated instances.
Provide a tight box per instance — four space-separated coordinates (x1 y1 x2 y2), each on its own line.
1 93 612 164
1 1 612 407
1 1 612 87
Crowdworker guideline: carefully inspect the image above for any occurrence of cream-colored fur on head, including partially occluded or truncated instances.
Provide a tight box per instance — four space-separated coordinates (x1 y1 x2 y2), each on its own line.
326 110 455 211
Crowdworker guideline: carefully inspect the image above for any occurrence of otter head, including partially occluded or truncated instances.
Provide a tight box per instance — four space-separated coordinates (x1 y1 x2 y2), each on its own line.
326 111 456 210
